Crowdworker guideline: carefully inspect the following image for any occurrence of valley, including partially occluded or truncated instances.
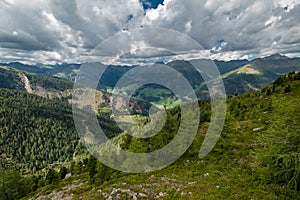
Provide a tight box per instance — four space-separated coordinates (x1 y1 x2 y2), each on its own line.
1 55 300 199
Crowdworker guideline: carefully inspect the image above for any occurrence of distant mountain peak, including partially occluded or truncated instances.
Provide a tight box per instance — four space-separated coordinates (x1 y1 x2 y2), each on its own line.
261 54 289 61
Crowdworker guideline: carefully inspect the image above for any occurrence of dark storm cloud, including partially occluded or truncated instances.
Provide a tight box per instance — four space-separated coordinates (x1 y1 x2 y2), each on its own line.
0 1 61 52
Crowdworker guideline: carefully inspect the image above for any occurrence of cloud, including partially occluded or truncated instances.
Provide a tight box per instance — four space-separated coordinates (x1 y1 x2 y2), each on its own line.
0 0 300 64
142 0 300 59
0 0 145 64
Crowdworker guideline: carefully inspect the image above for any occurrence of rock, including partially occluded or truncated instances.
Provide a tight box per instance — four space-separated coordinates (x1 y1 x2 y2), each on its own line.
65 173 72 179
253 127 263 131
134 184 143 189
139 193 147 197
108 188 137 200
155 192 166 198
149 175 155 180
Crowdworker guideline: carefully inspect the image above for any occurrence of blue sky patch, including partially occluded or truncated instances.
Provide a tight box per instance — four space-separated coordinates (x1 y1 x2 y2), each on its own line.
140 0 164 10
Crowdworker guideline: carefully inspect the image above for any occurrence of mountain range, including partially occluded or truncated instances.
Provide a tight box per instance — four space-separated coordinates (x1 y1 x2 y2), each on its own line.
1 54 300 199
1 61 300 199
2 54 300 98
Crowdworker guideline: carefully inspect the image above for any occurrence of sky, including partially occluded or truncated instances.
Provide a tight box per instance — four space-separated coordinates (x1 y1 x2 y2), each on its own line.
0 0 300 64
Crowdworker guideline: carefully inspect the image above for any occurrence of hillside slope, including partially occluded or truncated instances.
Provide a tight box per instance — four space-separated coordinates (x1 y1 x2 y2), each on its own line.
222 54 300 94
0 89 82 174
0 66 74 102
20 72 300 199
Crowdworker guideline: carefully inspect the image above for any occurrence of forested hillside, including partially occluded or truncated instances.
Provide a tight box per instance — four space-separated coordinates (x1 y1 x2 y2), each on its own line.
0 66 74 91
0 65 74 103
0 89 81 173
0 66 25 90
2 72 300 199
12 72 300 199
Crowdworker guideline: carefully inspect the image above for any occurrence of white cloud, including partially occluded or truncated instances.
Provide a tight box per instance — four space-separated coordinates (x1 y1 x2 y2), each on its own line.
141 0 300 60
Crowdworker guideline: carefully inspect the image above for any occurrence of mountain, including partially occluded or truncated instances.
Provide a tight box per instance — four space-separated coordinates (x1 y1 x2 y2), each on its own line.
6 71 299 199
0 65 74 102
46 60 248 94
1 54 300 199
1 67 300 198
46 63 80 81
261 53 290 61
0 65 153 122
2 54 300 97
5 62 50 74
151 55 300 98
1 62 136 90
214 59 249 74
222 54 300 94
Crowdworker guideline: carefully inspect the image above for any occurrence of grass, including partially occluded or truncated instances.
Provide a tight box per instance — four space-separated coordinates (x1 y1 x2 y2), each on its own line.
22 73 300 199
